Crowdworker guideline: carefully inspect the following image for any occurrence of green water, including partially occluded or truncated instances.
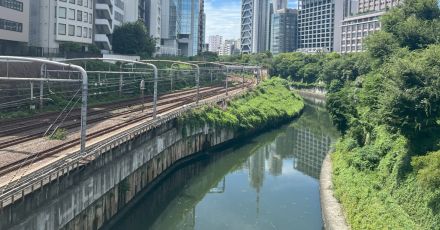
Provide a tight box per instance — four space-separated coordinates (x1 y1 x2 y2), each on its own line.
109 103 339 230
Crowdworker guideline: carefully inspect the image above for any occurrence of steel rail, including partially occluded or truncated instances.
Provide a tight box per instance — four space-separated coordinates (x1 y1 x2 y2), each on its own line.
0 56 88 155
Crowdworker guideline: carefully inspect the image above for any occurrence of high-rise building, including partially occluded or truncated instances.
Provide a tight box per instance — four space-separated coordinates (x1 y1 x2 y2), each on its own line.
240 0 272 54
219 39 237 56
95 0 125 52
158 0 180 56
148 0 162 53
198 0 206 54
273 0 287 10
208 35 222 53
270 8 298 54
338 0 401 53
0 0 29 54
241 0 253 53
177 0 203 56
297 0 343 53
125 0 147 23
29 0 94 55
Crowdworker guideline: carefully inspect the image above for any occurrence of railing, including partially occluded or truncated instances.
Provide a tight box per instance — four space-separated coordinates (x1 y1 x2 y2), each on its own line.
0 83 253 209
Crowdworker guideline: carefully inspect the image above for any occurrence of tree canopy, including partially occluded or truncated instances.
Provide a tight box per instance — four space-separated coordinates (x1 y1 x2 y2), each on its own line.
112 21 156 58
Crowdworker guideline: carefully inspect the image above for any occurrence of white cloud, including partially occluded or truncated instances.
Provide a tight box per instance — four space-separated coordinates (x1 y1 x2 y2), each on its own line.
205 0 241 40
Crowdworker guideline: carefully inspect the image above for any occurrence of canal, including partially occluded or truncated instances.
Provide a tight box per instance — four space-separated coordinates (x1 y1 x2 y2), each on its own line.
107 101 339 230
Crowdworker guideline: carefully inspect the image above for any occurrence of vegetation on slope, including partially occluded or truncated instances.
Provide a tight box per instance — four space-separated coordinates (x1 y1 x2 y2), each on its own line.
324 0 440 229
178 78 304 132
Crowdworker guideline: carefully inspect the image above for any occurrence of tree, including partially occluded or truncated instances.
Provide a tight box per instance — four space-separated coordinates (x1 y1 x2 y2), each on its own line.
364 31 399 62
112 21 156 57
381 0 440 50
379 45 440 138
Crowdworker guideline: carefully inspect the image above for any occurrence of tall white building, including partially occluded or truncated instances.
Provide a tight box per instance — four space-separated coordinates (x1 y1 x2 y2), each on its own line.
338 0 401 53
297 0 343 53
29 0 94 55
241 0 253 53
218 39 233 56
95 0 125 52
240 0 272 54
124 0 147 23
208 35 222 53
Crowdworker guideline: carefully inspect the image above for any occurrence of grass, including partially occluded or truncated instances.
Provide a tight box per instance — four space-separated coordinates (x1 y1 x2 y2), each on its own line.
332 126 440 230
49 128 68 140
178 77 304 133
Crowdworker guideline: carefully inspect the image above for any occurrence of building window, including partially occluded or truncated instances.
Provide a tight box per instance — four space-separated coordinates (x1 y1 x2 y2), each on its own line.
59 7 67 19
68 9 75 20
0 18 22 32
77 10 82 21
68 24 75 36
88 28 92 38
77 0 82 6
0 0 23 12
76 26 82 37
58 23 67 35
83 27 87 37
69 0 75 4
83 12 88 22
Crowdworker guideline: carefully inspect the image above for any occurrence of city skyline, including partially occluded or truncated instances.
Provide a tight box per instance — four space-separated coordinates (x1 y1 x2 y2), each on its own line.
205 0 298 40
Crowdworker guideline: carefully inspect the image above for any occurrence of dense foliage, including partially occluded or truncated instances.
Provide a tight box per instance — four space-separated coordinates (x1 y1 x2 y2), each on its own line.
179 78 304 132
322 1 440 229
112 21 156 58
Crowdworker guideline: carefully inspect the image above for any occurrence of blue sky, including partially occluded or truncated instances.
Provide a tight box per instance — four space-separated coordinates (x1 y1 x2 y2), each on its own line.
205 0 298 40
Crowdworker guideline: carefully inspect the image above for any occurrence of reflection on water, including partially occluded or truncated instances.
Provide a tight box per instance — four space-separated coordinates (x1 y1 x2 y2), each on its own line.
109 104 339 230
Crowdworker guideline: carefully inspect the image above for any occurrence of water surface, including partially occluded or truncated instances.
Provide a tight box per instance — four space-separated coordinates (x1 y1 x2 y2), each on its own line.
110 103 339 230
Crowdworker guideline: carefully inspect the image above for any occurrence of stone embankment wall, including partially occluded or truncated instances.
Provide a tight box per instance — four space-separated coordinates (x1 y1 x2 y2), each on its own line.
0 120 236 230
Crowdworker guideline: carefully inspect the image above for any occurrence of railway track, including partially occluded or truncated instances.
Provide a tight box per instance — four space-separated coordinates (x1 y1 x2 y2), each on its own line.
0 81 253 177
0 85 223 135
0 87 227 149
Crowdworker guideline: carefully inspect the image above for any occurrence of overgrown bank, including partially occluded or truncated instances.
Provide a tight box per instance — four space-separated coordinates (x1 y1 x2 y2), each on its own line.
178 78 304 134
326 1 440 229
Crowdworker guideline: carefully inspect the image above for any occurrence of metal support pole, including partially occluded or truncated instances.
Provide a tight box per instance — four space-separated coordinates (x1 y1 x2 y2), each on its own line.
119 65 123 97
242 67 245 88
39 64 46 110
226 68 229 96
30 82 35 110
210 70 213 84
153 66 158 119
196 66 200 104
140 79 145 112
170 69 174 92
79 68 88 154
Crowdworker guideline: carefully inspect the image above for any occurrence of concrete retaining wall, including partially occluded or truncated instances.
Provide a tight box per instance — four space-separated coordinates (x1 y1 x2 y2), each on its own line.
320 154 350 230
0 120 236 230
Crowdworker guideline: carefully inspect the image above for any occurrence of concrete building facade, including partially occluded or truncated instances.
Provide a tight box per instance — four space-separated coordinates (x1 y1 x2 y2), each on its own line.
240 0 272 54
0 0 30 54
29 0 94 55
297 0 343 53
95 0 125 52
241 0 253 53
270 8 298 54
208 35 222 53
338 0 401 53
219 39 236 56
148 0 204 57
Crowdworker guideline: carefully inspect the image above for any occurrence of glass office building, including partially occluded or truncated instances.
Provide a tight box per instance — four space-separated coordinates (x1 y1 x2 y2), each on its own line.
178 0 201 56
270 8 298 54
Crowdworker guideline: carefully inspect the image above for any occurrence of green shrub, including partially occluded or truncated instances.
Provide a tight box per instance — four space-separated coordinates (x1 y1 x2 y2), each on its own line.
49 128 67 140
412 151 440 190
179 78 304 132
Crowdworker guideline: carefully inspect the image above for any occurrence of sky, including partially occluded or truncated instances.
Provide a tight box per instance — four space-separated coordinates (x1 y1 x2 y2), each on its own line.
205 0 298 40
